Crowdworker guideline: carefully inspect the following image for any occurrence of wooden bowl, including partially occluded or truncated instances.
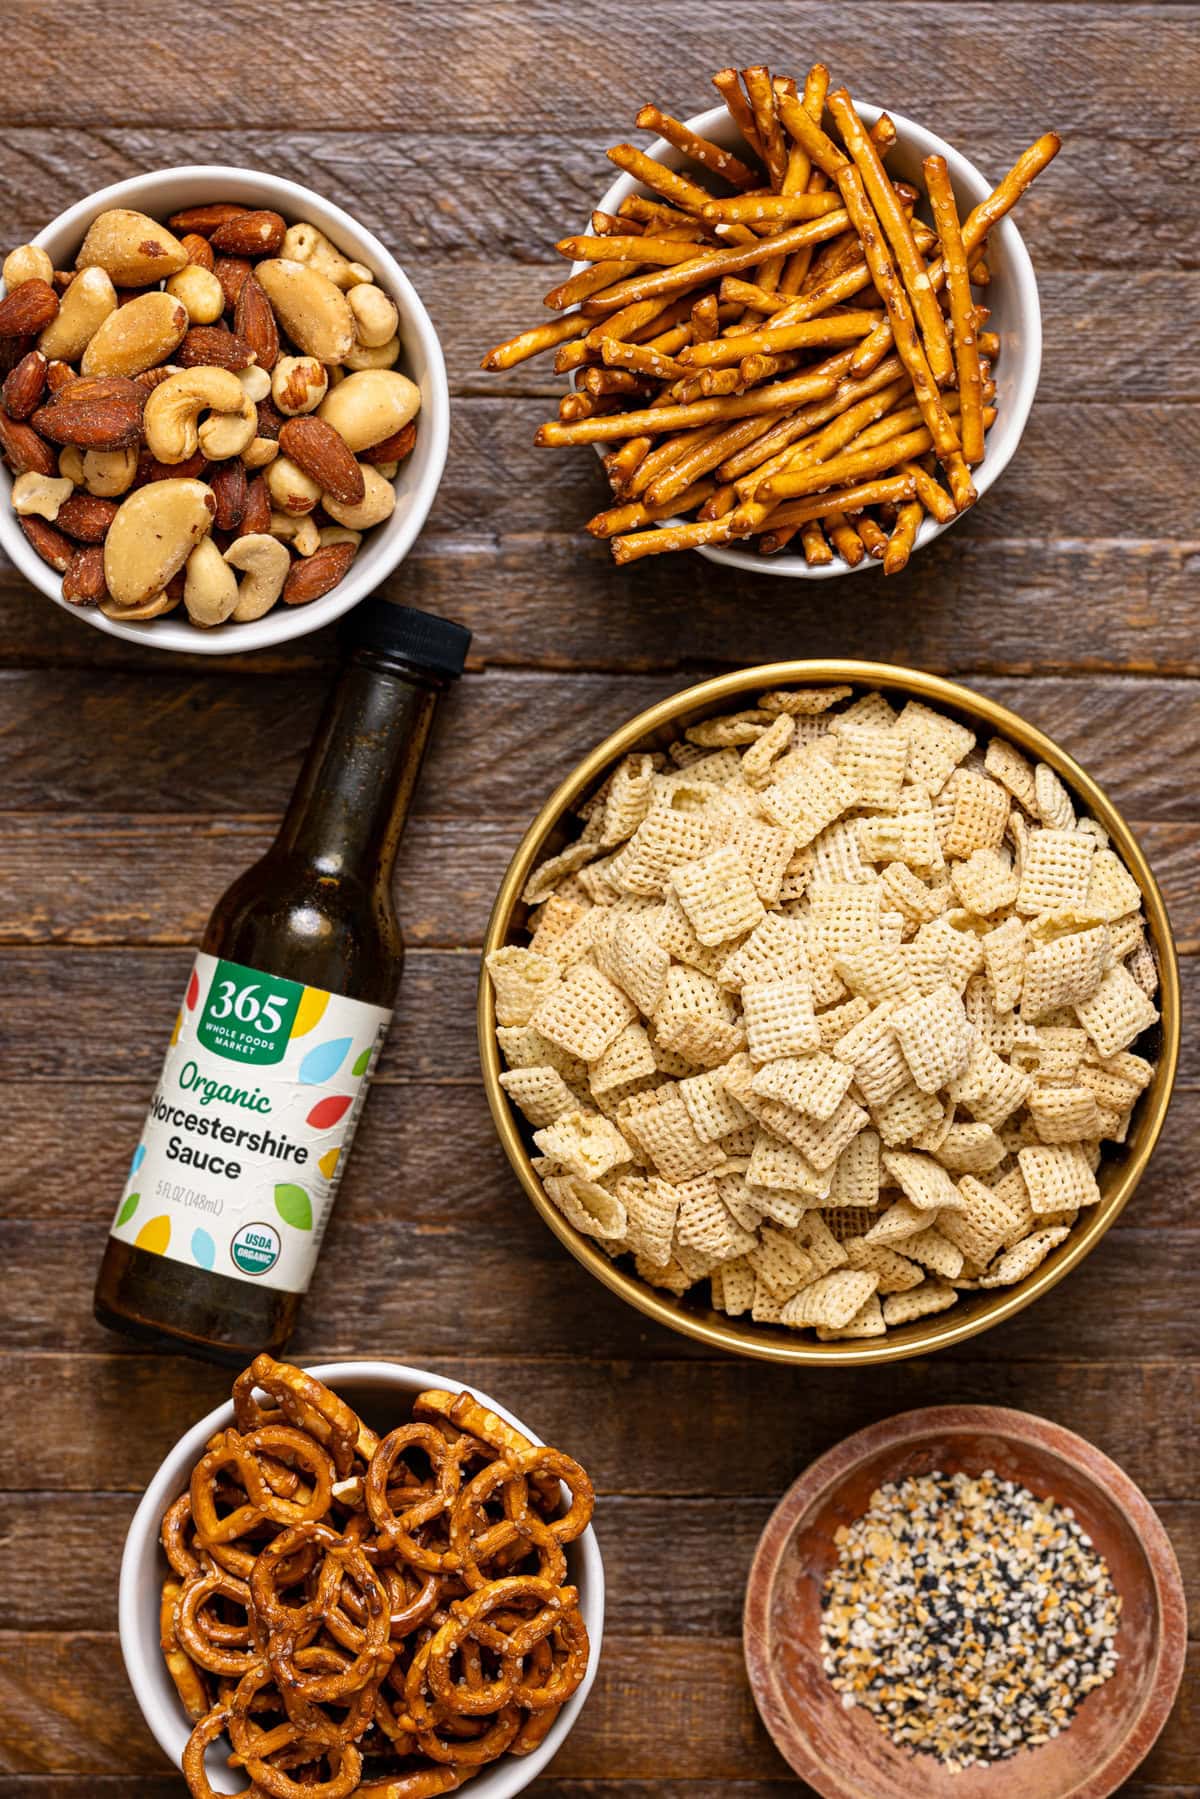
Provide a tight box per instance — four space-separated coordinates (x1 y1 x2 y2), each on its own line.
743 1405 1187 1798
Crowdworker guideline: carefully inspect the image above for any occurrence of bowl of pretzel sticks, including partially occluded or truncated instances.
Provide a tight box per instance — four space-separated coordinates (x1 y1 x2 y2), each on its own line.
481 64 1056 575
119 1356 604 1798
479 663 1179 1365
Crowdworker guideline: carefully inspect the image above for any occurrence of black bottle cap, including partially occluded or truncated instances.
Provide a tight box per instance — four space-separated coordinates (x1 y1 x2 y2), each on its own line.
342 597 471 680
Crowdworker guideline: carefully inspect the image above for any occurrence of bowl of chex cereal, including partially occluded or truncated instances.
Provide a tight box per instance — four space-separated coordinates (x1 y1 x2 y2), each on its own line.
478 664 1179 1364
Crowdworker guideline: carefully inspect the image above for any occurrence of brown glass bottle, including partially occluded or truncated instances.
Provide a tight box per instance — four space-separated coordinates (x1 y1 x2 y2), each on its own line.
94 600 470 1363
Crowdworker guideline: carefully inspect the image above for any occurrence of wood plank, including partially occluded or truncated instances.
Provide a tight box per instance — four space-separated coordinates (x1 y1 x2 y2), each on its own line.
0 816 1195 953
0 1786 1192 1799
0 1632 1193 1783
0 947 1191 1086
1 1355 1195 1498
0 673 1196 821
4 1492 1195 1639
3 3 1197 147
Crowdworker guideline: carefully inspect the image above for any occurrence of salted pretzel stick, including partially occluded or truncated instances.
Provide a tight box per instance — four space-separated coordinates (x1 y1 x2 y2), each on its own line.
742 65 789 189
798 520 832 563
601 339 690 380
698 482 738 518
620 193 703 230
536 360 847 444
580 212 852 315
606 143 731 219
587 479 718 536
544 259 631 310
734 379 909 503
682 309 882 367
979 329 1000 360
847 314 895 377
481 313 587 370
776 68 828 293
756 469 918 530
721 277 792 312
883 499 923 573
635 103 759 187
720 354 906 482
645 412 784 505
557 232 709 265
580 368 653 398
905 459 957 522
701 191 842 224
855 514 889 558
826 511 866 565
606 435 652 490
835 165 972 508
611 513 739 563
713 67 766 158
774 81 848 179
629 421 724 496
959 132 1061 259
562 388 624 419
755 422 935 500
924 153 985 463
736 350 805 387
692 294 720 341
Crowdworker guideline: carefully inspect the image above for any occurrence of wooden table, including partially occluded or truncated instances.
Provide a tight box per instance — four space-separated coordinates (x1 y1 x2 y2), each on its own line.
0 4 1196 1794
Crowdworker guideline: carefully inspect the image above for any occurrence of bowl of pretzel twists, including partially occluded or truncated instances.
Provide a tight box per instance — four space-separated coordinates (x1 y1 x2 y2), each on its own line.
481 63 1056 575
119 1357 603 1798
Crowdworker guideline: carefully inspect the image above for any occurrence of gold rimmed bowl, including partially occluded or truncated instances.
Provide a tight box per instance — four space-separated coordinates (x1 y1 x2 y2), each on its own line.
478 662 1179 1365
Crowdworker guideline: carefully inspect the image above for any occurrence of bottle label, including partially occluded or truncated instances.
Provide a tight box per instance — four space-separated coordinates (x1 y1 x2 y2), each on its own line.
108 952 391 1293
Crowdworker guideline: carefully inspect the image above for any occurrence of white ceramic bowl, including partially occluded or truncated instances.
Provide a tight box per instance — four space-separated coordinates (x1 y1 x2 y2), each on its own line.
582 101 1042 577
0 165 450 651
119 1358 604 1795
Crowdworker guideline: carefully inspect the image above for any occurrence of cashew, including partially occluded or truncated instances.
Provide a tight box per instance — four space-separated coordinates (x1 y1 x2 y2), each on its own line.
254 259 355 362
317 369 420 452
80 445 138 496
318 525 363 551
223 533 291 622
165 264 224 325
280 221 360 290
11 470 74 520
371 459 399 479
241 435 280 469
38 266 117 361
321 462 396 531
236 364 273 403
80 291 189 377
100 588 181 621
268 512 321 556
348 284 399 349
75 208 188 285
271 354 327 416
104 478 215 608
4 244 54 290
343 334 401 371
183 535 239 627
144 368 256 464
266 454 323 516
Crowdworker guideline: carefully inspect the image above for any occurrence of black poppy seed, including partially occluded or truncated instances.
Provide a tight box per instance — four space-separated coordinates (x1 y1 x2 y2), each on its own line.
818 1470 1121 1772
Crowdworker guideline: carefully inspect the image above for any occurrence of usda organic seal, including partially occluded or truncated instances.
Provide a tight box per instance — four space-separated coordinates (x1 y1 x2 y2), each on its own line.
230 1221 282 1277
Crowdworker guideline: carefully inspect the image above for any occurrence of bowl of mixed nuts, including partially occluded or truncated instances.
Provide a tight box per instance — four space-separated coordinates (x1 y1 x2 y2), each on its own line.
0 165 450 652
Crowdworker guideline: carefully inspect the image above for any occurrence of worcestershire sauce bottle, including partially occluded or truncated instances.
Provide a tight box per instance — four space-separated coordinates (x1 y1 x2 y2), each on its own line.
94 600 470 1362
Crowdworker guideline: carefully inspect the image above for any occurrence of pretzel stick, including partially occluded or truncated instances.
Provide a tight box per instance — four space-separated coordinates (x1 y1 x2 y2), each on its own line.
825 510 866 565
847 314 894 377
620 193 703 229
580 368 654 398
561 388 625 419
579 212 853 315
959 132 1061 258
544 260 632 310
720 277 793 312
755 423 935 500
556 233 708 265
606 143 732 218
628 422 724 496
712 68 766 159
742 66 789 189
644 412 783 505
536 360 849 443
855 514 889 558
691 294 720 341
798 519 832 563
883 498 923 573
834 166 971 508
735 350 804 387
698 481 738 518
720 354 906 484
611 514 740 563
924 153 985 463
774 81 849 178
601 339 691 381
701 190 842 224
754 470 918 530
635 104 759 188
905 459 957 522
587 479 718 536
978 329 1000 360
481 313 588 370
682 309 882 366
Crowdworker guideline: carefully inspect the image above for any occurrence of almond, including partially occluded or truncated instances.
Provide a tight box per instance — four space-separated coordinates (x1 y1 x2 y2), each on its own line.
1 350 48 420
62 543 108 603
55 492 120 542
210 210 286 257
278 417 365 506
209 458 247 531
255 396 285 441
178 326 255 371
168 204 249 237
0 410 56 475
0 278 59 337
46 361 77 393
33 391 144 448
180 232 216 271
234 276 279 372
19 513 74 571
239 474 272 537
283 540 356 605
361 420 417 466
136 447 208 484
213 256 253 312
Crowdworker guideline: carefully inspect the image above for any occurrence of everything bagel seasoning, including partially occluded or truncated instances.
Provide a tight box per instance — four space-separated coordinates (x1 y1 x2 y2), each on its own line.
819 1469 1121 1770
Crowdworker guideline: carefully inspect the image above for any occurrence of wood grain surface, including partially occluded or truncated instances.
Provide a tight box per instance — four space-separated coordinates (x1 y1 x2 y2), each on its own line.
0 2 1196 1795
